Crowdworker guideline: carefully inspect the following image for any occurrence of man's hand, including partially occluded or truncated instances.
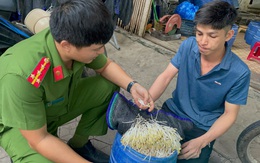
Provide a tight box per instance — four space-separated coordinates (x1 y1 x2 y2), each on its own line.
130 83 154 112
178 137 206 160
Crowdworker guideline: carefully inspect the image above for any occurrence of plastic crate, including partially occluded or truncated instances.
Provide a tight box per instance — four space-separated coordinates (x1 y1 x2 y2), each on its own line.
180 19 195 37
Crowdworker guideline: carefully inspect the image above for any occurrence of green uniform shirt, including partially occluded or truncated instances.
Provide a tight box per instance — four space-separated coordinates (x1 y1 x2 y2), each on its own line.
0 28 107 134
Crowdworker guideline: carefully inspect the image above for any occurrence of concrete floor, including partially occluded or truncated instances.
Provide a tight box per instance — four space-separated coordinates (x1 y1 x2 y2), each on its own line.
1 28 259 163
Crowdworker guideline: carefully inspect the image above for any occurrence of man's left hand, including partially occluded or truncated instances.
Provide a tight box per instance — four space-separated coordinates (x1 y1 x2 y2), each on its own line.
178 138 205 160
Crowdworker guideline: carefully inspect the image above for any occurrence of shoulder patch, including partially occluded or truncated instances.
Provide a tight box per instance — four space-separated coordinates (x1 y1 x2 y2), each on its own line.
27 57 50 88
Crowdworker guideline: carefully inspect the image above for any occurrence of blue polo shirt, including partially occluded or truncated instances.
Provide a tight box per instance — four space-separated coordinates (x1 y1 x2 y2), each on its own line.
166 37 250 131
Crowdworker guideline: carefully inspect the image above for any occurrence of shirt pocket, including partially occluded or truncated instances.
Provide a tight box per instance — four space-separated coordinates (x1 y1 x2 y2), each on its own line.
45 97 68 120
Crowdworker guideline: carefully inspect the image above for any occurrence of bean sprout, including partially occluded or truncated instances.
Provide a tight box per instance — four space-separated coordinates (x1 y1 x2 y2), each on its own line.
121 114 182 158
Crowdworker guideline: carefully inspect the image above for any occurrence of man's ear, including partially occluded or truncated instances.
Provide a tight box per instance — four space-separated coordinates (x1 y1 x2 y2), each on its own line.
60 40 71 52
225 29 234 42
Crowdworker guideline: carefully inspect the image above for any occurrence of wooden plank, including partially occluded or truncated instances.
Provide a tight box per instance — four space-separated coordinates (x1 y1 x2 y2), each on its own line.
129 0 139 33
135 0 145 34
133 0 143 33
138 0 152 37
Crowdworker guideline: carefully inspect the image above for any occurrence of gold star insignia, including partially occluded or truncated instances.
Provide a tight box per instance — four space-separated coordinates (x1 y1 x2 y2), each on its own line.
37 70 41 75
44 58 50 63
36 79 41 83
41 64 45 69
30 74 35 79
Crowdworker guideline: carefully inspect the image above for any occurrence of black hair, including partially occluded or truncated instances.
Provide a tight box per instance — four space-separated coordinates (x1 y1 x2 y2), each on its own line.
194 0 237 30
49 0 114 47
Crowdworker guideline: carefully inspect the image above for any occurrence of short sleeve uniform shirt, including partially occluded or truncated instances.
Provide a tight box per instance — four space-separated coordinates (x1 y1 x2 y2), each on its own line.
0 28 107 133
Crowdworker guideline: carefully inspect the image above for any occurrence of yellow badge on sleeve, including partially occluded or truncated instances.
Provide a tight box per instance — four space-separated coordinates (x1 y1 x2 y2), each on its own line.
27 57 50 88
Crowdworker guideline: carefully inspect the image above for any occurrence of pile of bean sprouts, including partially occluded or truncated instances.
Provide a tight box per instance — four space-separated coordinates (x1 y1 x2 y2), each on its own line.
121 114 182 158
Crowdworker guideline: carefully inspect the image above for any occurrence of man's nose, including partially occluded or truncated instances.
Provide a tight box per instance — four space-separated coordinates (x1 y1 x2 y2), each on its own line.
200 36 208 45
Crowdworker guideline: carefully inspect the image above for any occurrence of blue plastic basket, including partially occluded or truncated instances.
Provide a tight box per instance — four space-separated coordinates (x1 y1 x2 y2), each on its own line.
250 32 260 49
245 21 260 45
180 19 195 37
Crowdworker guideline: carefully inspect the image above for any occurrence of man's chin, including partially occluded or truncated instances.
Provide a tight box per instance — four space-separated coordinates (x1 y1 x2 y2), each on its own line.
199 49 210 55
85 60 93 64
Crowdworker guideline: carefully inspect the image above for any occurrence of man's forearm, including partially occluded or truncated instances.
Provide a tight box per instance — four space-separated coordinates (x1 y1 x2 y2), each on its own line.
98 60 133 89
199 103 240 147
33 134 91 163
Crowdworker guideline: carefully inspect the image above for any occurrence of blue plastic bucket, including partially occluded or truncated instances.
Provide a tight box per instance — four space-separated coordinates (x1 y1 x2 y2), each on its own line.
245 21 260 45
250 23 260 33
250 34 260 49
227 24 238 47
110 133 178 163
245 29 254 45
194 0 233 8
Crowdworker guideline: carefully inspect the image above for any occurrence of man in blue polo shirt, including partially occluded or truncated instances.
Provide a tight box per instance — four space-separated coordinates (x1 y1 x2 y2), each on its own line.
149 1 250 162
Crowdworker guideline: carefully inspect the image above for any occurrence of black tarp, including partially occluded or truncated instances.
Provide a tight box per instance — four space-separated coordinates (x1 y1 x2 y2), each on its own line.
0 16 32 55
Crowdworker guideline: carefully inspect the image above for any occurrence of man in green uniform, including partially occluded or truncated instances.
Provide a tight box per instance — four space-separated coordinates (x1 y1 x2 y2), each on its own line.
0 0 154 163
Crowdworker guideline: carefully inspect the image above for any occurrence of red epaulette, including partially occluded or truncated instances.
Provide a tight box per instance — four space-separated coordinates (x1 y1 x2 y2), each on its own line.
27 57 51 88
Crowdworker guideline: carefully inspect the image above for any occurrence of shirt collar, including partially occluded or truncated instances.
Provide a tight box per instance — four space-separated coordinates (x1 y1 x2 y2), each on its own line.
46 29 85 76
218 43 233 70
